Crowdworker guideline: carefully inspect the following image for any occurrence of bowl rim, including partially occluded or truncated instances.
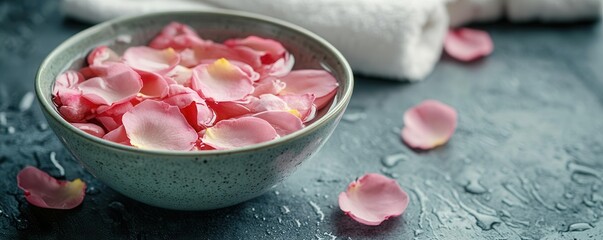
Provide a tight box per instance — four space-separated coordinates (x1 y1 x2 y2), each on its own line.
35 9 354 156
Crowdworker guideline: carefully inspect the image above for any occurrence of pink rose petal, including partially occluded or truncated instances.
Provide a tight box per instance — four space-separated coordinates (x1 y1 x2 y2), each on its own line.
252 76 286 97
202 116 278 150
280 94 316 122
253 111 303 136
17 166 86 210
191 58 254 102
53 70 83 99
139 71 169 98
87 46 119 66
123 46 180 74
401 100 457 150
149 22 206 50
338 173 409 226
246 94 290 113
192 43 262 68
58 96 96 123
444 28 493 62
122 100 198 151
78 63 143 106
163 84 205 108
95 101 134 131
280 70 338 110
181 101 215 131
103 125 130 145
71 123 105 138
207 101 251 122
260 53 295 77
165 65 193 85
224 36 286 64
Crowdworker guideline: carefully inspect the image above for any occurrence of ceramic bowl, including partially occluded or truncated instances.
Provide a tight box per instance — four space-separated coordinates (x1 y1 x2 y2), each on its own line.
35 10 353 210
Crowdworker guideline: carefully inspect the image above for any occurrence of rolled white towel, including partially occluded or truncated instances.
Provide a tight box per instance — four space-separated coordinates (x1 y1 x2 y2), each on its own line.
62 0 448 81
448 0 602 26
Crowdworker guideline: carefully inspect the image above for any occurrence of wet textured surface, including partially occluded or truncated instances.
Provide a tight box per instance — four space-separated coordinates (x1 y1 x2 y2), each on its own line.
1 1 603 239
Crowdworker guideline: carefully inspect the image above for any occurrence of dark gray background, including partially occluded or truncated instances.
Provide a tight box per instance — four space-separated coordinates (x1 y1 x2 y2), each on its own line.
1 0 603 239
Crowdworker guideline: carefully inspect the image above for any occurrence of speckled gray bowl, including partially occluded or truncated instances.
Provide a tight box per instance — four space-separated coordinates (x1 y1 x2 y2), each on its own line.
34 11 353 210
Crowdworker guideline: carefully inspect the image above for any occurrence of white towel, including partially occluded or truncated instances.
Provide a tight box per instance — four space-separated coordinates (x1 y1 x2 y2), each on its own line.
62 0 601 81
62 0 447 81
448 0 603 26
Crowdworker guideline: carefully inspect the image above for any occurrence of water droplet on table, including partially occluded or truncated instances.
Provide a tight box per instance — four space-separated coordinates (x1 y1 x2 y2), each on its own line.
49 151 65 177
281 205 290 214
86 186 100 195
414 229 424 236
567 222 593 232
341 111 366 123
567 161 602 181
0 112 6 126
464 179 488 194
555 203 568 211
308 201 324 222
452 190 501 230
18 91 34 112
381 153 407 168
7 126 15 134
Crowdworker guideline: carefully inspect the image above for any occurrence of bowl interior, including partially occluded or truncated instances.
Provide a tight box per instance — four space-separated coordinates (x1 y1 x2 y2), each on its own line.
36 10 353 154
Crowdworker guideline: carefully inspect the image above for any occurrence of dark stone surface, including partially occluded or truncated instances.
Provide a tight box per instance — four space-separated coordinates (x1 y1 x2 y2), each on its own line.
1 0 603 239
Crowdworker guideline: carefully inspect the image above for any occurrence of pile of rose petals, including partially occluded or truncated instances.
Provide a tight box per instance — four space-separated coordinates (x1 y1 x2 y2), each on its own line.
17 166 86 209
52 22 338 151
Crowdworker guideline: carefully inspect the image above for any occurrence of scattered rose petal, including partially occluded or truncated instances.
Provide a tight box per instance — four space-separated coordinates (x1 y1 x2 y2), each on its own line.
123 46 180 74
87 46 119 66
280 70 338 109
253 111 303 136
261 53 294 77
401 100 457 150
102 125 130 145
246 94 290 113
202 116 278 149
122 100 198 150
163 84 205 108
191 58 254 102
17 166 86 210
78 63 143 106
71 123 105 138
444 28 493 62
338 173 409 226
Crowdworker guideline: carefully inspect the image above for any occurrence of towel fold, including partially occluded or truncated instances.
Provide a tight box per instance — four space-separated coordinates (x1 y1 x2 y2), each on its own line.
62 0 602 81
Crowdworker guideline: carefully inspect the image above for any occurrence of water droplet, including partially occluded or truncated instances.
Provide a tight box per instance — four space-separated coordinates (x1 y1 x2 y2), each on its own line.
567 161 602 180
567 222 593 232
464 180 488 194
453 190 501 230
14 217 29 230
281 205 290 214
414 229 424 236
49 152 65 177
555 203 568 211
503 183 530 204
411 187 428 229
527 183 555 211
381 153 407 168
583 197 596 207
274 191 280 195
254 214 259 219
342 112 366 123
0 112 6 126
37 123 48 131
308 201 325 222
302 187 308 193
18 92 35 112
7 126 15 134
564 192 574 199
294 219 302 227
251 207 256 212
323 232 337 240
86 186 100 195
